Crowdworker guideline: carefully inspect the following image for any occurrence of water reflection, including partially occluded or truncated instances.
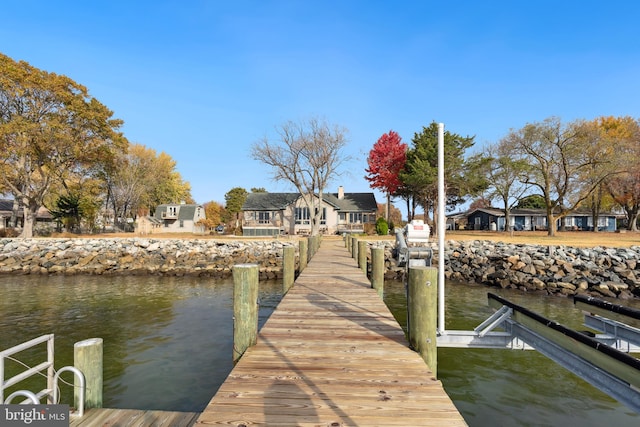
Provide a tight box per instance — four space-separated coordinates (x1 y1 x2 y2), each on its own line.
0 275 281 412
2 274 640 425
384 280 640 427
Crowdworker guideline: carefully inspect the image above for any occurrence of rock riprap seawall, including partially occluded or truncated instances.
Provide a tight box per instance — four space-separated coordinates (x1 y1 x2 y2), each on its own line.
378 239 640 299
0 238 288 279
1 237 639 299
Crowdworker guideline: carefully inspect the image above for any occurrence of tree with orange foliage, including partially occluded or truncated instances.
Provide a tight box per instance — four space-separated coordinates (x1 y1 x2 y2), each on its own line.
198 201 226 232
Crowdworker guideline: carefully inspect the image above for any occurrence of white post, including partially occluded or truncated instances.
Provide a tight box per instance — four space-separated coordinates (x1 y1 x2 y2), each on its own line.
438 122 446 335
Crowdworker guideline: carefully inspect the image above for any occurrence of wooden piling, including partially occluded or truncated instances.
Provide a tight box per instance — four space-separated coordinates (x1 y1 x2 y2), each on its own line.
371 246 384 298
283 246 295 294
352 237 358 260
233 264 259 364
407 266 438 377
299 238 308 272
74 338 103 409
358 240 367 274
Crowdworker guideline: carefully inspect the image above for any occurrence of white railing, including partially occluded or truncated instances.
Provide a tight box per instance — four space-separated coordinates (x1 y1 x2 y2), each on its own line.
0 334 55 404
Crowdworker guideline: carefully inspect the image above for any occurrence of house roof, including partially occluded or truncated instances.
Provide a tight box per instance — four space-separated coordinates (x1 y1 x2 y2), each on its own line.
0 199 14 212
0 199 52 219
154 204 203 220
242 193 301 210
140 216 164 224
242 192 378 212
323 192 378 212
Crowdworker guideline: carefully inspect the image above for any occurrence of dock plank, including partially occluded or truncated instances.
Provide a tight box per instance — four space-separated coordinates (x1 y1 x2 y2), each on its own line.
70 408 199 427
196 239 466 426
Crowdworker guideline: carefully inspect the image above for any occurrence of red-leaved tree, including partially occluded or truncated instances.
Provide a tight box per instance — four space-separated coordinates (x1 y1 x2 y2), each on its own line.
365 130 407 222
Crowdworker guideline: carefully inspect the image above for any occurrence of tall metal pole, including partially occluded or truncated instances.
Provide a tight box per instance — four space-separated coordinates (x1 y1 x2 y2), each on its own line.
437 123 446 334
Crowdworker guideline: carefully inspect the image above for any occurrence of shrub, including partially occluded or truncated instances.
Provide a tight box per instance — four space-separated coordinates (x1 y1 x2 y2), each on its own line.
375 217 389 235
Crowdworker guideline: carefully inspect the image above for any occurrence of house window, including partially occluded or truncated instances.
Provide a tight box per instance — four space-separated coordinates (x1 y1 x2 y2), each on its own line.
295 207 311 224
258 211 271 224
320 207 326 225
168 206 177 216
339 212 346 222
179 220 184 228
349 212 363 224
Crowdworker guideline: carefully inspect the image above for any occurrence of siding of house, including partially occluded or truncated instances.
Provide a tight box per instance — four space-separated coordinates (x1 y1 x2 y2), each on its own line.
153 204 206 233
241 190 377 236
460 208 617 232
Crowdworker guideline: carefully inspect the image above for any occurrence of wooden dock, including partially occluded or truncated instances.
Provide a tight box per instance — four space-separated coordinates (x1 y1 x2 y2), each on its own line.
70 408 199 426
196 239 466 426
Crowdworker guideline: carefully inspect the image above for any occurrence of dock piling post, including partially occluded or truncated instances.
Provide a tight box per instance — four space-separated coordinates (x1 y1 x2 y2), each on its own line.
299 238 308 272
407 266 438 378
233 264 259 364
371 246 384 297
358 240 367 274
352 237 358 260
74 338 103 409
283 245 295 294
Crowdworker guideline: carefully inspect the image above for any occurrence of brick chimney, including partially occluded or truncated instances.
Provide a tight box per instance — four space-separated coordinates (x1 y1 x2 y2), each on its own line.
338 186 344 200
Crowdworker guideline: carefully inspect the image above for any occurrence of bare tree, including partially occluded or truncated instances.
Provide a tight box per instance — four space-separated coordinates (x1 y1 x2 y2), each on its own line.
483 141 532 231
251 117 349 235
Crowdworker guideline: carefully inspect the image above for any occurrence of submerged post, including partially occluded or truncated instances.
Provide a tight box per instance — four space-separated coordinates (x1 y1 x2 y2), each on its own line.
371 246 384 298
407 266 438 377
74 338 103 409
233 264 259 364
358 240 367 274
299 238 308 272
283 245 295 294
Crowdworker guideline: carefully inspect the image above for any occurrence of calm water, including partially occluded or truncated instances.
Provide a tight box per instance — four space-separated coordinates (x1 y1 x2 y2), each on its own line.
1 275 639 426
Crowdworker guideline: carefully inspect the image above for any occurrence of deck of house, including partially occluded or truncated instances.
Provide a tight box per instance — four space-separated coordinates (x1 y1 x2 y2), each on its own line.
195 238 466 426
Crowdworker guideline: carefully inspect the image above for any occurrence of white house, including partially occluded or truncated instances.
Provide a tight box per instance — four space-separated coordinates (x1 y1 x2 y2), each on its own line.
136 202 206 234
241 187 378 236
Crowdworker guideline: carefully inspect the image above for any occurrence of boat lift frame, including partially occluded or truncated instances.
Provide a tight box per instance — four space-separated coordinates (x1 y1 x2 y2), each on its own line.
436 292 640 413
406 122 640 413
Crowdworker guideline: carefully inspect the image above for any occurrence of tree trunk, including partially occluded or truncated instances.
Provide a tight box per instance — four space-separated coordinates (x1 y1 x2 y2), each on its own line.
546 210 557 237
19 204 38 238
10 199 20 228
385 191 390 223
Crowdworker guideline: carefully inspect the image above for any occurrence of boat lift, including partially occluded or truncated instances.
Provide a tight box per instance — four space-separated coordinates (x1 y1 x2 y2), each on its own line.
397 122 640 413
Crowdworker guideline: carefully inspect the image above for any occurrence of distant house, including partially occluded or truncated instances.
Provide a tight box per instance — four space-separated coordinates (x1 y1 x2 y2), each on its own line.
241 186 378 236
461 207 618 232
136 202 206 234
0 199 53 231
135 215 164 235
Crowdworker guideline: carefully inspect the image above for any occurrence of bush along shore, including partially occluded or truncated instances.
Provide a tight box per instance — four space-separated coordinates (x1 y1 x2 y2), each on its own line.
1 237 639 299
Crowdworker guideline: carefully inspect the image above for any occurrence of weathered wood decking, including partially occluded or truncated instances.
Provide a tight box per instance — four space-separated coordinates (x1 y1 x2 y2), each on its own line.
70 408 199 426
196 239 466 426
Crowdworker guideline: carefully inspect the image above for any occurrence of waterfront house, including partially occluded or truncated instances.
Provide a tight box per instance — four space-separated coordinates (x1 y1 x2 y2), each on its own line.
0 199 54 233
136 202 206 234
241 186 378 236
462 207 618 231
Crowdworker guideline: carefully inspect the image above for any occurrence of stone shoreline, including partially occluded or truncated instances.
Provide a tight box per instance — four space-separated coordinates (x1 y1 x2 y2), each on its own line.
1 237 639 299
0 238 288 279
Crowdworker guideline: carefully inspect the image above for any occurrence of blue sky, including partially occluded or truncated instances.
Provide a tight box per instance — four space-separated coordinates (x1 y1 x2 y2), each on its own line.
3 1 640 210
